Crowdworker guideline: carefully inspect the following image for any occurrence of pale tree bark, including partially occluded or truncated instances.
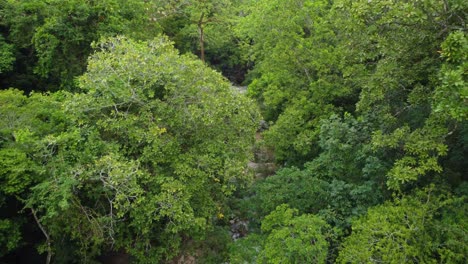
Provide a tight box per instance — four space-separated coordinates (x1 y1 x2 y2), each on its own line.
31 209 52 264
198 12 205 63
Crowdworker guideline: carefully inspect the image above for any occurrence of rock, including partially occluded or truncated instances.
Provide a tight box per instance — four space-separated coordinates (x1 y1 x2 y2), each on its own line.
258 120 269 131
230 218 249 240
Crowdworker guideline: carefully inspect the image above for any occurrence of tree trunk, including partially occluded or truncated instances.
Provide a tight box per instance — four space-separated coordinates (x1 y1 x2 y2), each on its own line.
198 12 205 63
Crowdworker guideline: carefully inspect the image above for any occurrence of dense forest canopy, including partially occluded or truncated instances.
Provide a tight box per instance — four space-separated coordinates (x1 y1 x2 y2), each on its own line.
0 0 466 263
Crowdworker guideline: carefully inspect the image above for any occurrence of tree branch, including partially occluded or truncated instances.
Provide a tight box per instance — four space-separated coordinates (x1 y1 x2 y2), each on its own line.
31 208 52 264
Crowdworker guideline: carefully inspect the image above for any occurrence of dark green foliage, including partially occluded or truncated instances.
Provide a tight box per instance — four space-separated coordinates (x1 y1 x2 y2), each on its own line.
228 233 265 263
255 166 329 216
154 0 248 83
255 115 386 226
0 219 22 257
0 0 161 91
191 226 232 263
331 0 467 191
0 35 14 74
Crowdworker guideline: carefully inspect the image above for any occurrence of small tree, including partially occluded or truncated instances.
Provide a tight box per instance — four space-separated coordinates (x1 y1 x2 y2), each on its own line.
260 204 331 264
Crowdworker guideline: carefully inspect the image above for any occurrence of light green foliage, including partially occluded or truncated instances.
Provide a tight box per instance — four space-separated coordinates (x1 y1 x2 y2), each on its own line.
238 0 352 163
339 196 435 263
17 36 259 261
0 89 68 197
259 204 330 264
435 31 468 121
434 186 468 263
338 188 468 263
78 35 259 191
372 117 449 190
0 147 35 195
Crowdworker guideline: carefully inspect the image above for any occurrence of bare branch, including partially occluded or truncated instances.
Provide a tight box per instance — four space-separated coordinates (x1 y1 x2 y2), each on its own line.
31 209 52 264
